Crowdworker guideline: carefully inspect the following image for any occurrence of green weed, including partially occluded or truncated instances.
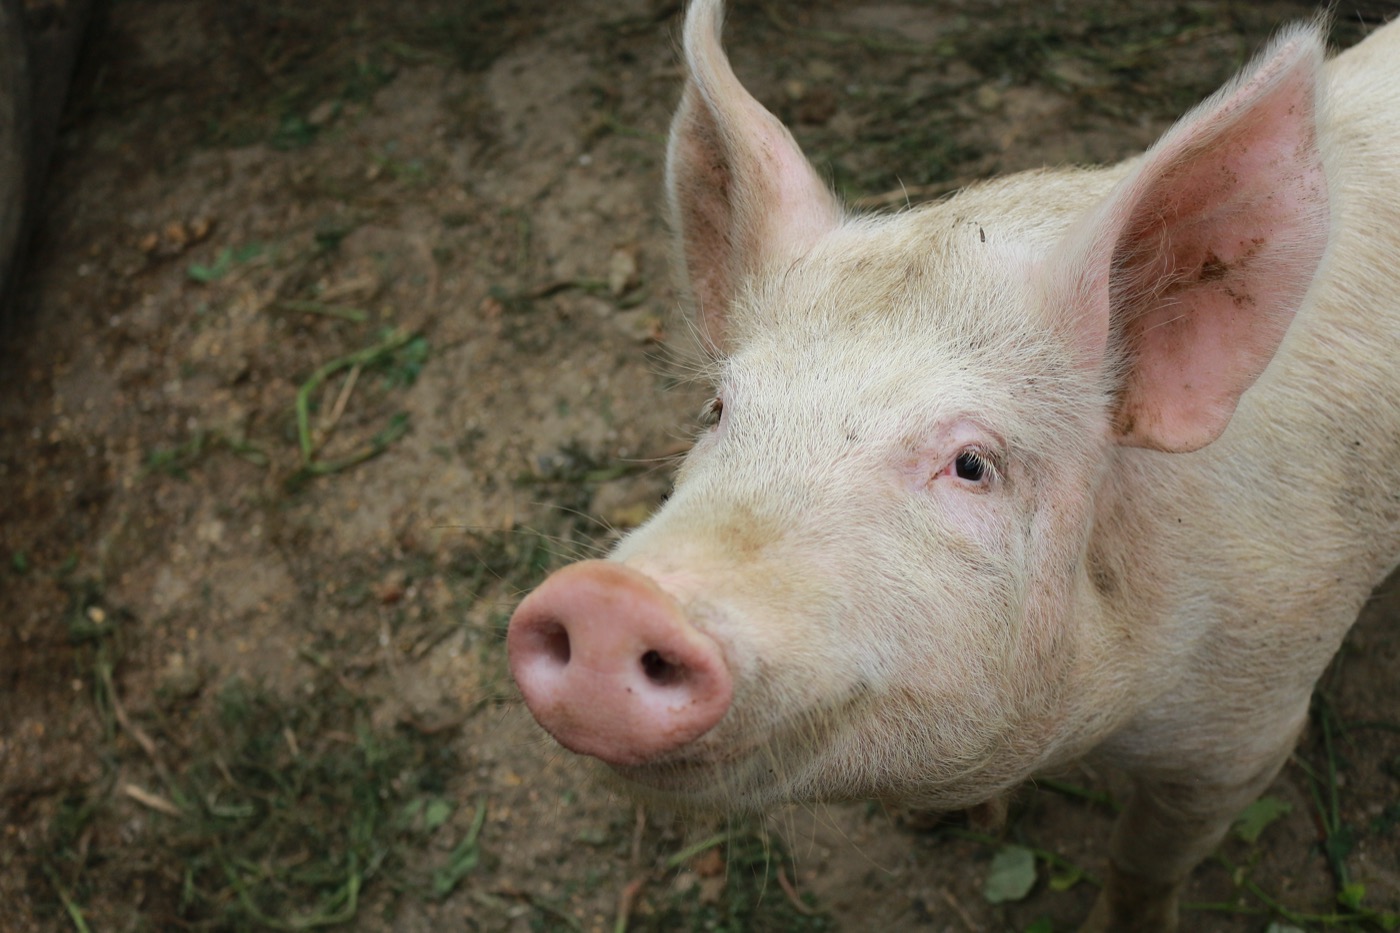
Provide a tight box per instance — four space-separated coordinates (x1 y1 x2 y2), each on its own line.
632 825 833 933
144 429 270 479
36 576 475 931
166 677 448 928
188 242 267 284
290 328 425 484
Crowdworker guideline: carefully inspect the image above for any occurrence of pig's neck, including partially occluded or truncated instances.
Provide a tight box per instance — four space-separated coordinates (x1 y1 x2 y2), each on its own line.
1051 446 1205 764
981 444 1181 779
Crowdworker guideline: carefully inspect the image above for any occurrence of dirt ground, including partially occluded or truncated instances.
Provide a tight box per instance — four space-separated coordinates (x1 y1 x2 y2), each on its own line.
2 1 1397 931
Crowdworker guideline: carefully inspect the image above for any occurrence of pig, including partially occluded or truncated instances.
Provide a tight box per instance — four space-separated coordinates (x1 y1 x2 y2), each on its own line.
507 1 1400 929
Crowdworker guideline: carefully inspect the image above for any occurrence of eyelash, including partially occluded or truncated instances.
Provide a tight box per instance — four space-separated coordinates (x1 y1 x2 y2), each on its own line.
699 396 723 428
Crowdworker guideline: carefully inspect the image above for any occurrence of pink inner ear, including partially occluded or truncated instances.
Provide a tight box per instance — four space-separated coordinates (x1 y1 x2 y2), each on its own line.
1084 28 1329 452
668 87 742 349
665 0 841 353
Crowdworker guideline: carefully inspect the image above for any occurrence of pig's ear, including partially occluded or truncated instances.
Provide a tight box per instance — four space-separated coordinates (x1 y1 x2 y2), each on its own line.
1048 25 1330 452
666 0 842 351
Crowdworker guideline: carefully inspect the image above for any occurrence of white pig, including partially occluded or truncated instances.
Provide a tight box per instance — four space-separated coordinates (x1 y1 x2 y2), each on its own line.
508 2 1400 929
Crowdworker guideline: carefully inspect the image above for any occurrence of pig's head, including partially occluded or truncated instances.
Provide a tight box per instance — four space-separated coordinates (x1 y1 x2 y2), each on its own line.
508 0 1329 813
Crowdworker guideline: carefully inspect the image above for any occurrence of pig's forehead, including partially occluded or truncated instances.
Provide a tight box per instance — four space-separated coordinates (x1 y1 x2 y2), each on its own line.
751 162 1116 328
715 175 1111 430
722 329 1014 423
739 206 1061 343
718 324 1056 448
722 220 1100 438
730 220 1062 378
719 326 1100 463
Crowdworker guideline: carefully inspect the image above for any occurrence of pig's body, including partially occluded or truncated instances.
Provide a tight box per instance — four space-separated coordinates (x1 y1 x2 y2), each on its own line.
509 6 1400 931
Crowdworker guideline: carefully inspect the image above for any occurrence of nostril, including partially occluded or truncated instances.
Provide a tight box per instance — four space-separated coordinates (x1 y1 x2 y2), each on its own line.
535 620 571 667
640 649 684 686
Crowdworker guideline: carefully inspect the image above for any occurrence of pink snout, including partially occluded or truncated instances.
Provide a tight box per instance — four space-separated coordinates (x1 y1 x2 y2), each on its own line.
507 560 733 767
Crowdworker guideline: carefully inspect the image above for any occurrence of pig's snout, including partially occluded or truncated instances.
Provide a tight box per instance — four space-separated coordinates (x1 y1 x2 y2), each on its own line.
507 560 733 767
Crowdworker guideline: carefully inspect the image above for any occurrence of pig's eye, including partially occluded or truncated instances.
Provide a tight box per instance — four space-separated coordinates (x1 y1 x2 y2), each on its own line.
955 451 986 482
699 396 724 428
945 447 996 487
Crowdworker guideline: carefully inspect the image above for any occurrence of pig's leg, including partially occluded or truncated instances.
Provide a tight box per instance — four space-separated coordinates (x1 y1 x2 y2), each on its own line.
1080 709 1307 933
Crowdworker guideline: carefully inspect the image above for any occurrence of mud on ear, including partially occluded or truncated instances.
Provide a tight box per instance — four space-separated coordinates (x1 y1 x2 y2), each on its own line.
1048 23 1330 452
666 0 842 352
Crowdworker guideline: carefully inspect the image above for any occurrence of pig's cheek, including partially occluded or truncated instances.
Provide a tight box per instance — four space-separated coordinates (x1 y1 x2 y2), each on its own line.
675 427 728 483
941 486 1006 538
896 456 1009 547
